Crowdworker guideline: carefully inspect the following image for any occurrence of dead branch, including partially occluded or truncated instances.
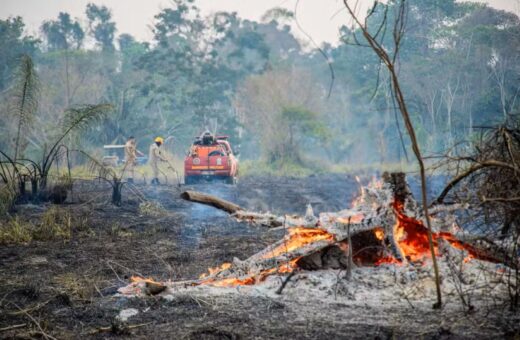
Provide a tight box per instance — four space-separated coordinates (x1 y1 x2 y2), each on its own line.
275 272 296 295
434 160 520 205
342 0 443 308
0 323 27 332
180 190 242 214
11 302 57 340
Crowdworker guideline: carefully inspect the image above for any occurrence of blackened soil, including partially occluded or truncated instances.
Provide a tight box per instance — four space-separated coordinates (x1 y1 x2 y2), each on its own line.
0 174 517 339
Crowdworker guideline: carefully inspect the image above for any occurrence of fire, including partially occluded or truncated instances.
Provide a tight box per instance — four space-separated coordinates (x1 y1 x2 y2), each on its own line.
390 200 494 264
392 201 434 262
262 227 335 259
130 275 159 284
196 226 332 288
199 262 232 279
200 258 300 287
196 196 492 287
375 256 401 266
374 228 385 241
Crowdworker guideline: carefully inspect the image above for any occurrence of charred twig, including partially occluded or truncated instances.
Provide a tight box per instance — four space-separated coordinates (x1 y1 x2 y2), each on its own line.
88 322 151 335
0 323 27 332
434 160 520 204
275 272 296 295
10 302 57 340
345 218 353 281
9 299 51 315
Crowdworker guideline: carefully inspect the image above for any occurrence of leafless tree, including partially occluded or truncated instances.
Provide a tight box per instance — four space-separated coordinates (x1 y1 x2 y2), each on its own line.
341 0 442 308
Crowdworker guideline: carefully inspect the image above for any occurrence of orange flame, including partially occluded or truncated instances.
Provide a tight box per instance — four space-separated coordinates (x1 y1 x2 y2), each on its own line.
200 258 301 287
374 228 385 241
262 227 335 259
130 276 159 284
199 262 232 279
391 200 497 264
196 197 496 286
375 256 401 266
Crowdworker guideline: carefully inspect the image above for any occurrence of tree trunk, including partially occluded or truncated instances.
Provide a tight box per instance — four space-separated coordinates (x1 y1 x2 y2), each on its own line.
180 190 243 214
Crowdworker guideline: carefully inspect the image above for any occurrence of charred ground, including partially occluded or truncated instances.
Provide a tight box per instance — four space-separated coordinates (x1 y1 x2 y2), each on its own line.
0 175 518 339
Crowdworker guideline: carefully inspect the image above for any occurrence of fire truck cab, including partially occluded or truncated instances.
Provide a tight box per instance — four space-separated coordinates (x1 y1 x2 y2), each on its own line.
184 132 238 184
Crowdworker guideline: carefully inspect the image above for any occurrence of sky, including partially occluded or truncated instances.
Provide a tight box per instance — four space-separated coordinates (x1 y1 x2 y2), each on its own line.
1 0 518 44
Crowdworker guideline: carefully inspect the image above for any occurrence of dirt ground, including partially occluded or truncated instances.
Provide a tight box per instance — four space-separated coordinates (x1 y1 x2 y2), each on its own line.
1 174 519 339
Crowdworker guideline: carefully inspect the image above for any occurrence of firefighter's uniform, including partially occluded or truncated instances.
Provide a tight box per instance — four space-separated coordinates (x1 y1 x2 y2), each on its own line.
124 139 137 182
149 137 166 184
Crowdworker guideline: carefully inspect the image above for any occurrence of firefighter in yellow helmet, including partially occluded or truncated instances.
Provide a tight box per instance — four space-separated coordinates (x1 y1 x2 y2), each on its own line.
149 136 167 185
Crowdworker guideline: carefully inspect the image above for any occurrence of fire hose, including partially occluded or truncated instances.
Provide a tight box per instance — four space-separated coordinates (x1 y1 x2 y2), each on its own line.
165 159 182 187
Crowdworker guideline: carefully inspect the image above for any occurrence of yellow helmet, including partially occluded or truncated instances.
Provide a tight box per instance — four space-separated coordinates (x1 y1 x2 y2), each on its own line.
154 136 164 144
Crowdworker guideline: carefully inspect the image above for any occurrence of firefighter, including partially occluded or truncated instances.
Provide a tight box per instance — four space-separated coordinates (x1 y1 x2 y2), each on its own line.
124 136 137 183
149 136 167 185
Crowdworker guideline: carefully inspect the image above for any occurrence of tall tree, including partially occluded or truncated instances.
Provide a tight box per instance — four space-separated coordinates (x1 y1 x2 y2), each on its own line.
41 12 84 51
0 17 38 91
86 3 116 51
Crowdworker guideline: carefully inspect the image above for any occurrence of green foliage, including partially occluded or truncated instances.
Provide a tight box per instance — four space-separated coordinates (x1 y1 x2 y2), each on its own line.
0 17 38 91
63 104 112 135
261 7 294 23
41 12 84 50
11 54 39 160
282 106 330 141
86 3 116 51
1 1 519 177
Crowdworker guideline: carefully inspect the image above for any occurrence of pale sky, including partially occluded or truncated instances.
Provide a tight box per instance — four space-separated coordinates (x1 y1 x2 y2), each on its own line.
1 0 518 44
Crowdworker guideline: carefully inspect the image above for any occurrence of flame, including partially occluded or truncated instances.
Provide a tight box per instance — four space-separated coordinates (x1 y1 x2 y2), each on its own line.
130 276 159 284
200 258 300 287
262 227 335 259
374 228 385 241
392 200 434 261
196 196 496 287
197 226 331 288
375 256 401 266
199 262 232 279
391 200 497 264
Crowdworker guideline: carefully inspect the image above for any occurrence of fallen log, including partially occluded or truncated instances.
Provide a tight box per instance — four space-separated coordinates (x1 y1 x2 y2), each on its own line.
180 190 242 214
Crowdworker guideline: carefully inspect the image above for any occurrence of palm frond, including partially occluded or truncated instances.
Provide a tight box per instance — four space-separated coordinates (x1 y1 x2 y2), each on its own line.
75 149 118 182
41 103 113 177
62 103 113 135
12 55 39 161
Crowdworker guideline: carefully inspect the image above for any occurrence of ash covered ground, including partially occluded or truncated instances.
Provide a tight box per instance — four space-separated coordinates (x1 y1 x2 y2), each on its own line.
0 174 518 339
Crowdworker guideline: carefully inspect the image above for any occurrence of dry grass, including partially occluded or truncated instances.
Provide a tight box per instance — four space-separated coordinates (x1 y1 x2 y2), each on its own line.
53 272 102 301
139 201 168 217
33 206 72 241
0 206 89 244
108 222 134 238
0 217 32 244
0 183 17 217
